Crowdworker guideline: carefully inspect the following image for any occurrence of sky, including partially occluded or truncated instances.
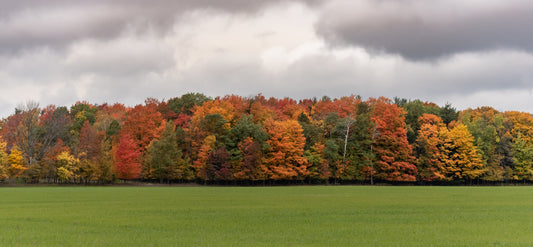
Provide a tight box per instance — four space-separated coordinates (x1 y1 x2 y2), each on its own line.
2 0 533 117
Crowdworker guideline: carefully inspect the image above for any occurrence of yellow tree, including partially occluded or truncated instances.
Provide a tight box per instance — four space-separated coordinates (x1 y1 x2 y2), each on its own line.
8 146 26 179
0 138 8 180
56 150 80 183
505 111 533 143
191 99 235 126
439 124 484 181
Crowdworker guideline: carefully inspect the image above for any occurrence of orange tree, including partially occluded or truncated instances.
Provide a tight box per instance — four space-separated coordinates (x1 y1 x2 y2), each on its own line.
369 97 417 182
263 119 309 181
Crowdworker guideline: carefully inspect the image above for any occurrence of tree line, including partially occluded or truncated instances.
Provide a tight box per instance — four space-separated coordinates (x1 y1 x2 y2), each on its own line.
0 93 532 185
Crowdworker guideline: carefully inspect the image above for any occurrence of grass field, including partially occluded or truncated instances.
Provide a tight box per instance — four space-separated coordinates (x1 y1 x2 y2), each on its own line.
1 186 533 246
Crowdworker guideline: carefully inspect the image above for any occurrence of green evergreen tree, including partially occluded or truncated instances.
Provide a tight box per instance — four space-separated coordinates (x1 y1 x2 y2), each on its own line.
145 122 192 183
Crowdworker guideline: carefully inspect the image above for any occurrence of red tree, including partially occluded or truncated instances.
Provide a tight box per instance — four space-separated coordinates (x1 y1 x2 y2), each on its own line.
121 104 165 151
311 95 360 119
369 97 417 182
114 134 142 180
208 147 232 181
234 137 264 181
77 121 101 160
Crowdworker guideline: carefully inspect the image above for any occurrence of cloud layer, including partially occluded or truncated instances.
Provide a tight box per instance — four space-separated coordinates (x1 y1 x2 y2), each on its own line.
316 0 533 60
0 0 325 54
1 0 532 117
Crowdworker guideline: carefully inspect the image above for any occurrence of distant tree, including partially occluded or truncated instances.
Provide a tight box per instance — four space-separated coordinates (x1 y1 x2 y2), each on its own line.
121 104 165 151
168 93 211 116
402 99 441 144
8 146 26 180
369 97 417 182
114 134 142 180
505 111 533 143
460 107 508 181
234 137 265 181
76 121 102 183
311 95 360 119
304 142 331 181
56 150 80 183
40 140 69 183
70 102 97 134
76 121 100 159
439 103 459 126
229 115 268 181
0 139 9 181
511 133 533 181
263 119 309 180
145 122 192 182
14 101 41 167
297 112 323 150
193 135 216 181
439 124 484 181
40 105 72 155
324 139 341 183
249 97 277 123
416 114 447 181
207 147 232 181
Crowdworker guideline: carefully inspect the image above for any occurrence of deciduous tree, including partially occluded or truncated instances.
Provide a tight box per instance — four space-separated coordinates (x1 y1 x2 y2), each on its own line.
114 134 142 180
8 146 26 179
121 104 165 151
369 97 417 182
193 135 216 181
416 114 447 181
439 124 484 181
263 119 309 180
145 122 192 182
0 139 8 181
234 137 264 181
511 133 533 181
56 150 80 183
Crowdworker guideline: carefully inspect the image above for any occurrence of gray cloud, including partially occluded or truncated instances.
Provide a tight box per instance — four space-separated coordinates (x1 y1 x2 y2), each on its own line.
2 0 533 118
0 0 319 54
315 0 533 60
281 49 533 101
165 45 533 112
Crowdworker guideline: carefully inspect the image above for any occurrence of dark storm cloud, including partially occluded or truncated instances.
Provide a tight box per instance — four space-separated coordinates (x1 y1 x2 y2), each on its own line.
315 0 533 60
0 0 319 54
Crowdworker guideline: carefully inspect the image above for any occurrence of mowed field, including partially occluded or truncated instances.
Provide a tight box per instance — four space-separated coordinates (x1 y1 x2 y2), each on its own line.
1 186 533 246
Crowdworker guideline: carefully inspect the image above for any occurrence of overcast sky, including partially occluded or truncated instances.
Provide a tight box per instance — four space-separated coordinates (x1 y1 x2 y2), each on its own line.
2 0 533 117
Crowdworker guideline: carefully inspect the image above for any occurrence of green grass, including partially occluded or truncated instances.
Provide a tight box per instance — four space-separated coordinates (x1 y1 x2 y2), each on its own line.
1 186 533 246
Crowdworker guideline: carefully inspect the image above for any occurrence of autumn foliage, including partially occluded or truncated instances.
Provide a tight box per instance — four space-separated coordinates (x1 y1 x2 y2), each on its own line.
263 119 309 180
2 93 533 184
370 97 417 182
114 134 142 180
